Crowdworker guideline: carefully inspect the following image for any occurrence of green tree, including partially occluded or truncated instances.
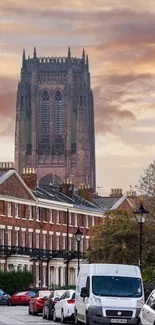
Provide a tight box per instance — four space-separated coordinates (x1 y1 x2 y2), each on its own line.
88 209 155 270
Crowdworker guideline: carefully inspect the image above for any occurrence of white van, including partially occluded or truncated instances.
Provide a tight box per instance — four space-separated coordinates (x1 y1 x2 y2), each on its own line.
75 264 144 325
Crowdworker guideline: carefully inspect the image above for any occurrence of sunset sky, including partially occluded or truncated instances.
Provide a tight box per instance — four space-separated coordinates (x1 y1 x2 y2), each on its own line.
1 0 155 195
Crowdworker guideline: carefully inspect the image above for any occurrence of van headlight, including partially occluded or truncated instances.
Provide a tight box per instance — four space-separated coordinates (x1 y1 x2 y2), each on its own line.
90 296 102 306
137 298 144 308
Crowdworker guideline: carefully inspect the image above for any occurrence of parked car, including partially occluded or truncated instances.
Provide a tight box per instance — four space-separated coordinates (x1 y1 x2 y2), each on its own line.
11 291 36 305
139 289 155 324
29 290 51 315
53 290 75 323
0 289 11 306
43 290 65 320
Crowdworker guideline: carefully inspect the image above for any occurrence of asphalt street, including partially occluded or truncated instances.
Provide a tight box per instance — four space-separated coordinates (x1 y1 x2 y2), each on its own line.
0 306 60 325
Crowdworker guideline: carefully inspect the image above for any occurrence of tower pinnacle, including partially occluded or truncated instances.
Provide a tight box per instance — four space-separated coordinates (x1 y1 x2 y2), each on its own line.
68 46 71 58
82 48 85 61
22 49 26 67
33 47 37 58
86 54 89 65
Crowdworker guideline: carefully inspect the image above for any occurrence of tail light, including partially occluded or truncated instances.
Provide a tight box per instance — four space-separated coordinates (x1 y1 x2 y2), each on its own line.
37 298 46 303
67 299 75 304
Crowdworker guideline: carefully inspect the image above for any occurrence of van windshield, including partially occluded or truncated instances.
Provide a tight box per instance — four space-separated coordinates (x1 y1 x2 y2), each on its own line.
92 276 142 298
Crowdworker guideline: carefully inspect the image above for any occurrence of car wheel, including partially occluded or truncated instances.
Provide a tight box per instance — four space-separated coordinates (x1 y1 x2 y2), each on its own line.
47 308 51 320
53 308 58 322
7 299 12 306
42 308 46 319
61 310 66 323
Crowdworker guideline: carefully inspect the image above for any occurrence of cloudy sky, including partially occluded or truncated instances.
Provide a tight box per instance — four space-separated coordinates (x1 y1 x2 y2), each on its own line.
0 0 155 195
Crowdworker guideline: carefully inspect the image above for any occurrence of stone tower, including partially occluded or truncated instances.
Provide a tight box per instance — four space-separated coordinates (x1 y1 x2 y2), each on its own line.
15 47 96 190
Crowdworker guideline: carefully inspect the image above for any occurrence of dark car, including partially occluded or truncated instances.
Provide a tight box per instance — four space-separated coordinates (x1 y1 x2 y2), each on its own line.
0 289 11 306
43 290 65 320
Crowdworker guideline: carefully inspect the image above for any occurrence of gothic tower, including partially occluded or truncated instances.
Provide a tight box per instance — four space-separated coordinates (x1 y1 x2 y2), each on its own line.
15 47 96 190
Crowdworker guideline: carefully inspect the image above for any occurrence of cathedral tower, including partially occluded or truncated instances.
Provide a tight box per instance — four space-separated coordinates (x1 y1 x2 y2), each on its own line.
15 47 96 190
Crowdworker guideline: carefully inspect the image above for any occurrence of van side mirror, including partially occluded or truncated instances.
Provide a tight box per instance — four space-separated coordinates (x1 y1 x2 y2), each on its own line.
80 287 88 298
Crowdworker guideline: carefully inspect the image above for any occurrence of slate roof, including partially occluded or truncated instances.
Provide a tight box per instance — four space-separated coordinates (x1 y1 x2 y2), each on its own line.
93 195 121 212
0 170 15 185
32 185 103 212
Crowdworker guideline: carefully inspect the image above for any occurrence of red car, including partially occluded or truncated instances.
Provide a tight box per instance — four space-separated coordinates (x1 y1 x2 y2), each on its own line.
29 290 52 315
11 291 36 305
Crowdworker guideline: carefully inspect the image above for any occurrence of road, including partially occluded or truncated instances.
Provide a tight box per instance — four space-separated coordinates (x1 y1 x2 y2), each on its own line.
0 306 60 325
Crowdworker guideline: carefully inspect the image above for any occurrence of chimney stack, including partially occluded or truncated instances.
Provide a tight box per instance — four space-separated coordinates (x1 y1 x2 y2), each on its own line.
0 162 14 171
60 179 74 199
110 188 123 198
21 168 37 190
78 184 94 202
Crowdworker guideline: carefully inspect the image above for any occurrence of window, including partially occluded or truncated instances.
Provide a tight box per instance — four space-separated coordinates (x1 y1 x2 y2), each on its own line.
36 233 40 249
92 276 142 298
29 232 33 248
86 215 89 228
28 206 32 220
7 202 11 217
56 210 60 224
49 234 53 250
42 234 46 250
81 215 84 227
74 214 77 227
74 239 77 251
15 230 19 246
63 236 66 249
36 207 40 221
8 230 12 246
147 291 155 307
69 237 72 250
86 238 89 250
92 216 95 227
43 266 46 287
54 90 62 137
21 231 25 247
42 90 50 139
69 212 71 225
36 265 39 287
15 204 18 218
0 229 4 245
56 235 60 250
50 210 53 223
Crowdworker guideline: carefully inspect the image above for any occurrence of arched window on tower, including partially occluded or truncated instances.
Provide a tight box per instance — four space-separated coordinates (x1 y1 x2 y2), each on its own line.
54 90 62 137
42 90 50 141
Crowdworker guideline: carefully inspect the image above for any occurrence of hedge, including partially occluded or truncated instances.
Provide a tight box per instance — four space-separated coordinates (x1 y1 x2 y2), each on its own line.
0 270 33 296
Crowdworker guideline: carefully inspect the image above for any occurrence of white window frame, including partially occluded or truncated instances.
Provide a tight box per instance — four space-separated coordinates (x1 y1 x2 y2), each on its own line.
56 235 60 250
56 210 60 224
74 214 77 227
7 202 11 217
50 209 53 223
28 206 33 220
21 231 25 247
15 230 19 246
36 265 39 287
36 233 40 249
42 233 46 250
62 235 66 250
69 212 71 225
92 216 95 227
69 237 72 250
8 230 12 246
36 207 40 221
29 232 33 248
43 265 46 287
0 229 4 245
49 234 53 250
86 215 89 228
15 203 18 218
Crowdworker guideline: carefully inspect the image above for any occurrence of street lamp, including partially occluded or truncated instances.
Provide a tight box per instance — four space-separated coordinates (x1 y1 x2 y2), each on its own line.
74 226 83 274
134 202 149 272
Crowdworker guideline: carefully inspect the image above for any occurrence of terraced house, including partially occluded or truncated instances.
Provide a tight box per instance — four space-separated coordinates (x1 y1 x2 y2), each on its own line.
0 163 103 287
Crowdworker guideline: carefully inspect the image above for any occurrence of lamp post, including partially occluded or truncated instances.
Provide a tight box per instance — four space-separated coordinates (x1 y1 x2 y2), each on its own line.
134 202 149 272
74 226 83 274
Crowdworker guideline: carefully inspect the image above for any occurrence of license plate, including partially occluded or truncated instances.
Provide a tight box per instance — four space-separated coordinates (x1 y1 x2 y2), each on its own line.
111 319 127 323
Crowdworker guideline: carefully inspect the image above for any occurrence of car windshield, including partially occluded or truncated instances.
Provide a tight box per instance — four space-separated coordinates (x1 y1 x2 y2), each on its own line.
92 276 142 298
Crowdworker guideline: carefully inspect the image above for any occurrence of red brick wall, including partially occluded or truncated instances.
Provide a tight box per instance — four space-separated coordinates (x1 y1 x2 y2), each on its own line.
0 174 35 201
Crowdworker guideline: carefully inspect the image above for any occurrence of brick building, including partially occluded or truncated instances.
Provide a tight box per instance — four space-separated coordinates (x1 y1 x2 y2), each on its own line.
15 47 96 190
0 165 103 287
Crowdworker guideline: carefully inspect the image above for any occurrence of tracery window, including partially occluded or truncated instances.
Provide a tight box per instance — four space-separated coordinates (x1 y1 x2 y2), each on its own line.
54 90 62 137
42 90 50 140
